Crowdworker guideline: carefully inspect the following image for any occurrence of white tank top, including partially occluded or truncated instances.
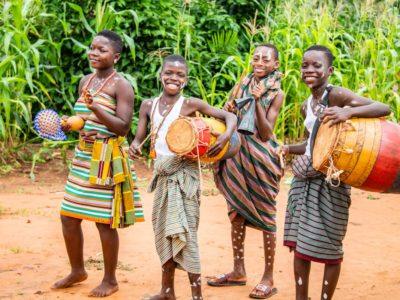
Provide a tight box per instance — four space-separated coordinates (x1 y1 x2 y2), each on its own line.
150 95 185 159
304 87 330 157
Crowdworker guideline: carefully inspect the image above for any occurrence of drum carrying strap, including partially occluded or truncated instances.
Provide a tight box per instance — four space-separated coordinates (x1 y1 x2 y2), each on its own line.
309 85 334 158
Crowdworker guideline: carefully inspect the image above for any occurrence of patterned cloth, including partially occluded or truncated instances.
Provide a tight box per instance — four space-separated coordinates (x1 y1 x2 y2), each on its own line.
148 156 201 274
61 91 144 226
214 71 284 233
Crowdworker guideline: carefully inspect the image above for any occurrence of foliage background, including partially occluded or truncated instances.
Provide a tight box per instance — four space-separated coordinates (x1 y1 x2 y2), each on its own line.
0 0 399 166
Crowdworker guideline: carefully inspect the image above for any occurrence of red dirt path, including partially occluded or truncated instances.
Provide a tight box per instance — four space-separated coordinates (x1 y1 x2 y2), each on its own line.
0 159 399 300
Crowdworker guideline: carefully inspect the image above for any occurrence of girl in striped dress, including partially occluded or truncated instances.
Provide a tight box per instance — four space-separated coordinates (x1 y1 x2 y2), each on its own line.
279 45 390 300
208 44 284 299
52 30 143 297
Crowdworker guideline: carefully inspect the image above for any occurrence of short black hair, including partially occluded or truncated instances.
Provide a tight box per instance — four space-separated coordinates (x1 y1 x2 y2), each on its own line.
256 43 279 61
162 54 188 72
304 45 334 66
97 30 123 53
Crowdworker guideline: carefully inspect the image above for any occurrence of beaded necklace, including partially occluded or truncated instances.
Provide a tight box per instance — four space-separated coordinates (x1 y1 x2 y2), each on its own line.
81 70 117 103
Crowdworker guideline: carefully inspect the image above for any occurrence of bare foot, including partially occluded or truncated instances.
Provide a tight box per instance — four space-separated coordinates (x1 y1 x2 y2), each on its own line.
51 271 88 289
88 281 119 297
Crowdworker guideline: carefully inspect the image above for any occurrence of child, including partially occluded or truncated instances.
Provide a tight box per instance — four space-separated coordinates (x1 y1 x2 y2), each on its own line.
52 30 144 297
279 45 391 300
128 54 237 300
207 44 284 299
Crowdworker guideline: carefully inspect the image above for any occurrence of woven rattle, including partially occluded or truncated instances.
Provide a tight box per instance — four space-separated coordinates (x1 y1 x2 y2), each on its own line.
33 109 66 141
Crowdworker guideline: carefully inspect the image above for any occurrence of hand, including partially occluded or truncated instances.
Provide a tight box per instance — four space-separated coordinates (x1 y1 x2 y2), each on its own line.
250 83 266 101
128 142 142 160
60 116 71 132
276 145 288 169
207 132 229 157
320 107 352 126
82 90 96 110
276 145 289 157
223 101 236 113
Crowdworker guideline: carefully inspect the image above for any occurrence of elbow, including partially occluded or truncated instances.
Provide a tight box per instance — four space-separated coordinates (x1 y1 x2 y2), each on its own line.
383 104 391 116
115 124 131 137
260 133 273 143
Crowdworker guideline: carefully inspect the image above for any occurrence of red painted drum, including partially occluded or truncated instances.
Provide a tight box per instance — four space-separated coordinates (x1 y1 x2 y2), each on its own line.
312 118 400 193
166 117 240 163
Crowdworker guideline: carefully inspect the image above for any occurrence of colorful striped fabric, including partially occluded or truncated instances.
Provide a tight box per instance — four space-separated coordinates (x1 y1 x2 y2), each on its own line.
214 72 284 233
61 91 144 225
283 175 351 264
148 156 201 274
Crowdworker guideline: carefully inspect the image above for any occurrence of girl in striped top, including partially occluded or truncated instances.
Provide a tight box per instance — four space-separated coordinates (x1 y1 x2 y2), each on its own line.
52 30 143 297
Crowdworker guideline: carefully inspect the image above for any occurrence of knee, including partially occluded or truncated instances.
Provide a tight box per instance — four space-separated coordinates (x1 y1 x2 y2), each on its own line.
61 215 82 230
231 215 245 227
95 222 115 234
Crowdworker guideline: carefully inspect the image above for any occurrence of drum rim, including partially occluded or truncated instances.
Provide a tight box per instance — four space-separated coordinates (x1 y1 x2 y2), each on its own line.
166 117 199 155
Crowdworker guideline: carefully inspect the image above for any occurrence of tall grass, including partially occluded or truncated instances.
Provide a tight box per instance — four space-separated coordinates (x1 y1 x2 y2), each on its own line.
0 0 398 161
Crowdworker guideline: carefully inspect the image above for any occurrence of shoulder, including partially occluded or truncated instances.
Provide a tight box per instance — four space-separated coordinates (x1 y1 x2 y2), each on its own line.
79 74 93 86
328 86 353 105
115 73 134 91
184 96 204 106
138 98 154 114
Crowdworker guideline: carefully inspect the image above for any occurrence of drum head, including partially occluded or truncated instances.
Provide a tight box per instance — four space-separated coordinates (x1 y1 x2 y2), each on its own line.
166 118 197 155
312 121 340 171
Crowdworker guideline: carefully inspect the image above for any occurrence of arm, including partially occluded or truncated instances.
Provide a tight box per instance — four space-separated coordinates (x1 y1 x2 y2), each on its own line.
321 87 391 125
128 99 152 159
254 90 284 142
278 100 308 156
186 98 237 156
87 77 134 136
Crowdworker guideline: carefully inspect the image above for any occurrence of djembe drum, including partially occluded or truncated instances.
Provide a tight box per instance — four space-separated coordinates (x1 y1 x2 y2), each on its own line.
166 117 240 163
312 118 400 193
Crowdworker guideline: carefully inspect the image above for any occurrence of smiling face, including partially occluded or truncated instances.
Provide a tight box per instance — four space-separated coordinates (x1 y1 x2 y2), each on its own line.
160 61 188 95
301 50 333 89
88 36 120 70
251 46 279 80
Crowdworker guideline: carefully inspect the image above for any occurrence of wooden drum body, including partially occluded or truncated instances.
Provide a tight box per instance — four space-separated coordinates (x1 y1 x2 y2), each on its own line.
312 118 400 193
166 117 240 163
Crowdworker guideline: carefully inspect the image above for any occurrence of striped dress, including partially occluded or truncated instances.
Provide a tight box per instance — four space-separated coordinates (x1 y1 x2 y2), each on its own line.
214 72 284 233
283 95 351 264
61 92 144 225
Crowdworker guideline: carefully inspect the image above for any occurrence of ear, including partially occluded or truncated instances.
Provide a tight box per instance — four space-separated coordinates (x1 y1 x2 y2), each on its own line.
274 60 280 70
327 66 334 76
113 53 121 64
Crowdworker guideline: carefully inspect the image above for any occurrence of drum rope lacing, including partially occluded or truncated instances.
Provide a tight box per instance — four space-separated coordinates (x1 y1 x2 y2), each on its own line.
324 122 355 187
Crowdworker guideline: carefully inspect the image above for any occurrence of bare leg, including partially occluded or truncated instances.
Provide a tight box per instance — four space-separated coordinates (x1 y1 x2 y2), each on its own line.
320 263 341 300
294 255 311 300
207 215 247 285
188 273 202 300
52 215 88 289
88 223 119 297
145 259 176 300
250 232 277 297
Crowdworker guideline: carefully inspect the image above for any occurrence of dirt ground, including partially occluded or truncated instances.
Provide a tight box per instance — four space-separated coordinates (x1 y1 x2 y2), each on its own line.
1 157 400 300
